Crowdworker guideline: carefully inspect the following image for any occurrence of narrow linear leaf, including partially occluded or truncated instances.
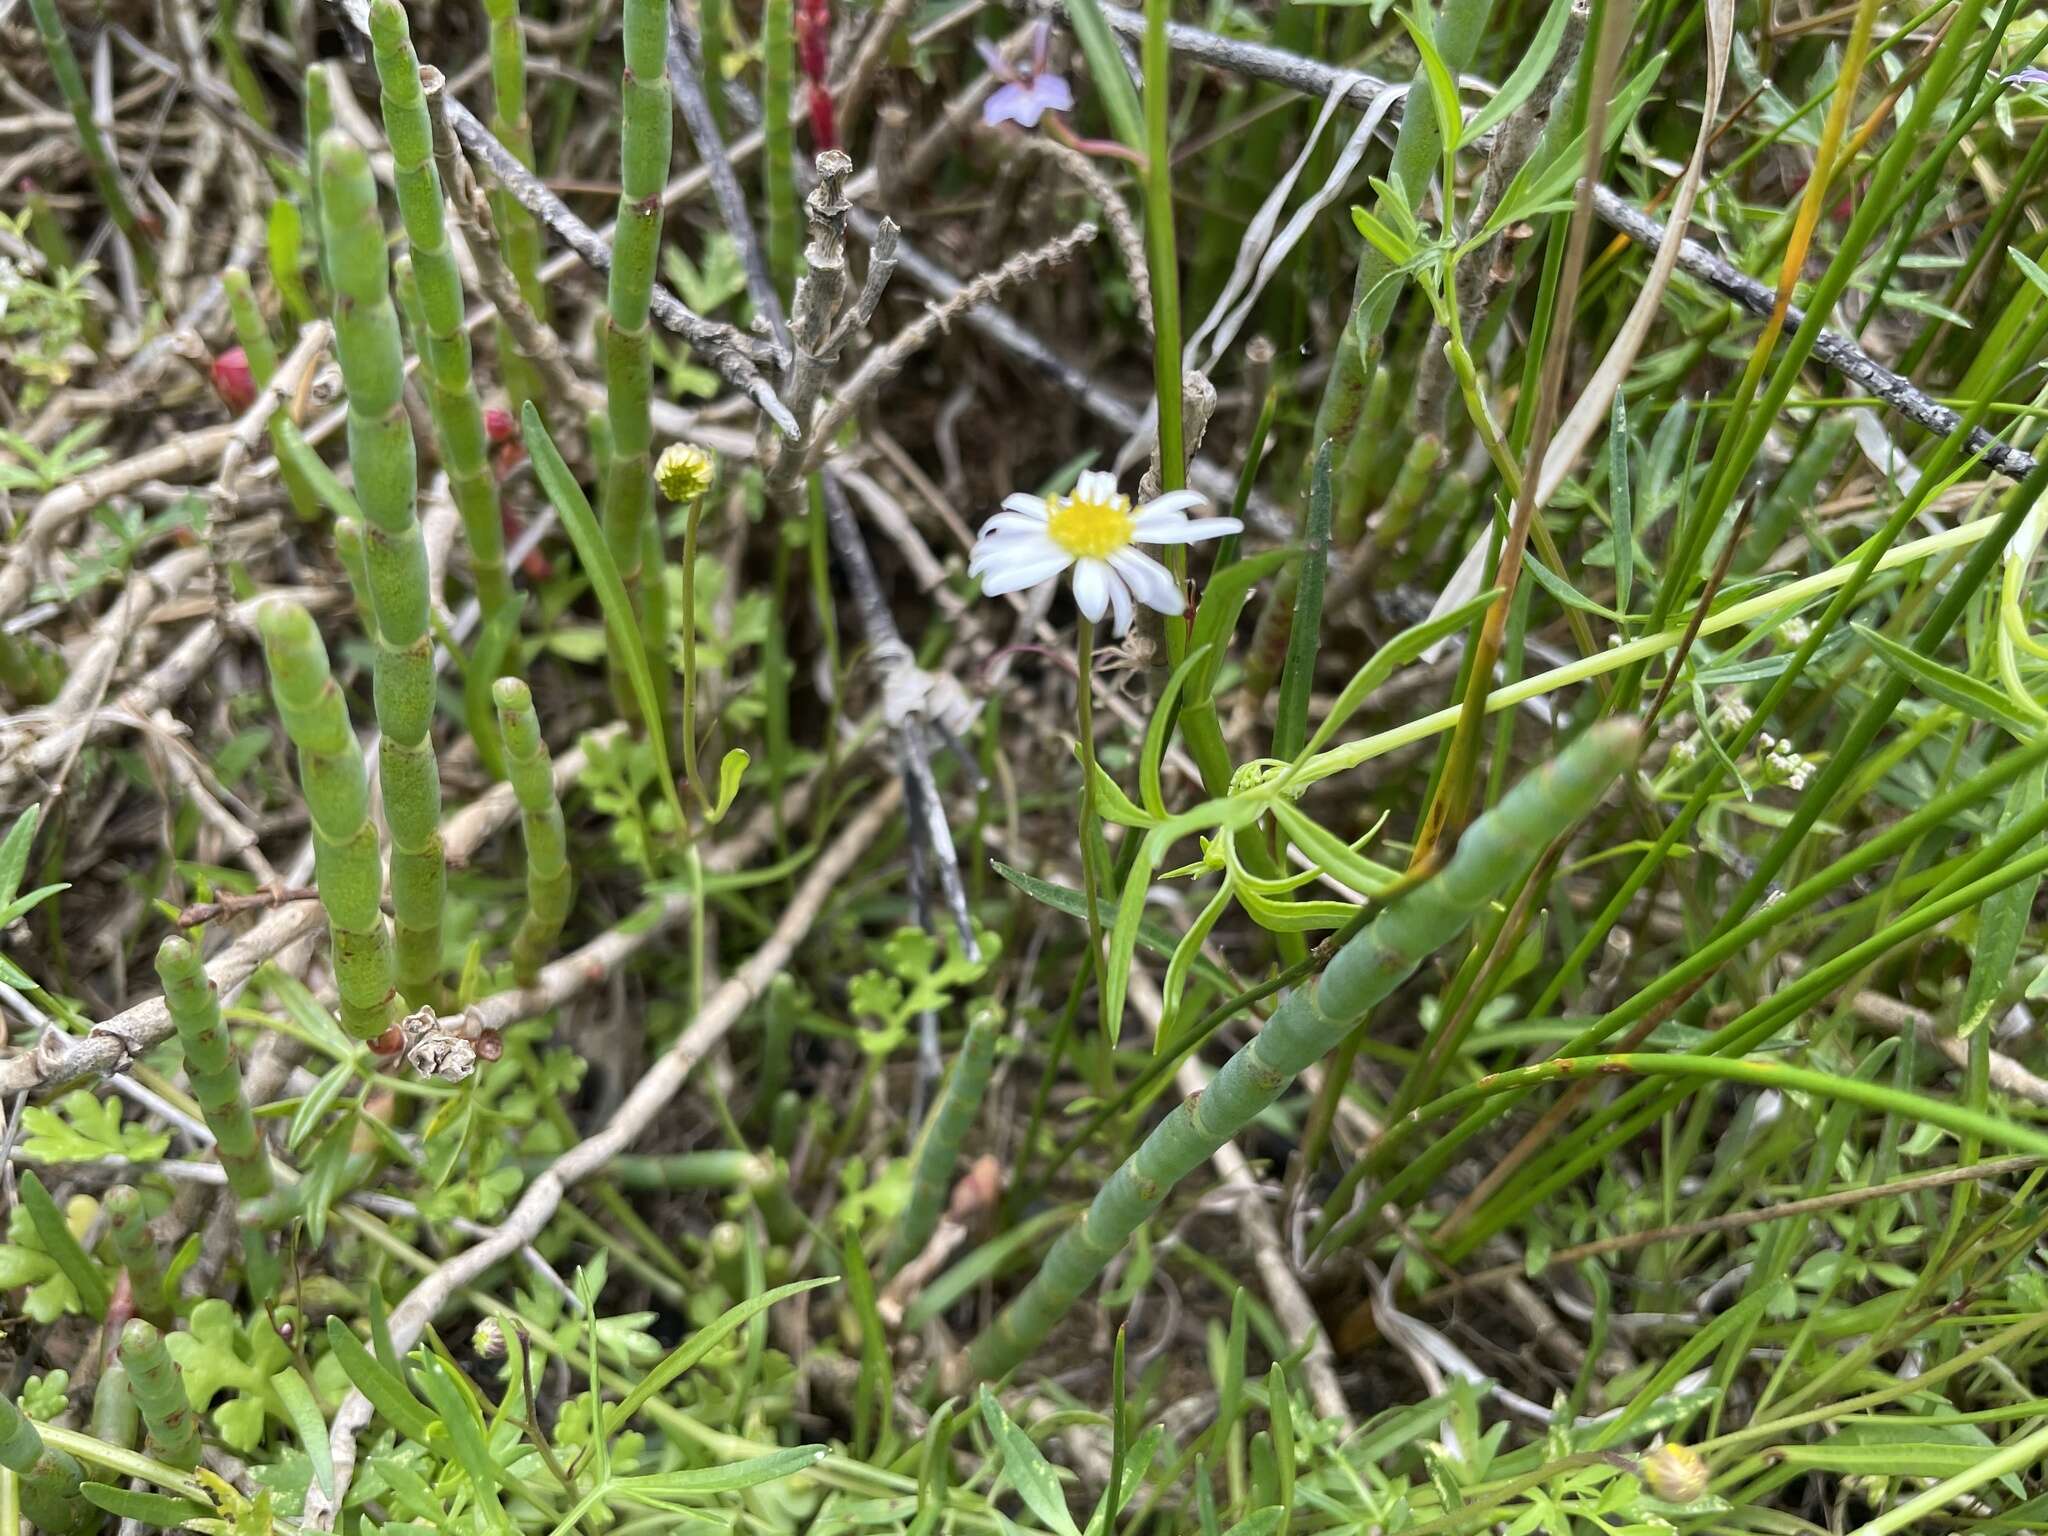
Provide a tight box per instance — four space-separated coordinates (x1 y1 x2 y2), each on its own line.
523 402 687 830
980 1386 1083 1536
271 1367 336 1500
324 1316 435 1443
1855 623 2041 737
20 1169 109 1318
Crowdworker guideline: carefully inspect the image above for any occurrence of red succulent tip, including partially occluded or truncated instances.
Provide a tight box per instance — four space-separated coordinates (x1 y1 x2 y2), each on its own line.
211 346 257 414
484 406 518 444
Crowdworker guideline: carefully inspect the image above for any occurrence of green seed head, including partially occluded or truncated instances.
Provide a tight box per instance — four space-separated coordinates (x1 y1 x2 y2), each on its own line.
655 442 717 503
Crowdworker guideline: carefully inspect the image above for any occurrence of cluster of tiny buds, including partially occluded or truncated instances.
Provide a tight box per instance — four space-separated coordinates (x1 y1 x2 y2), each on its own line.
1713 691 1753 729
1780 616 1812 647
1756 731 1815 790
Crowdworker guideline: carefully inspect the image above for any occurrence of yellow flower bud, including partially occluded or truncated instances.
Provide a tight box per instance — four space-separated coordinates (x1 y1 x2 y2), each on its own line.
656 442 717 502
1640 1443 1709 1504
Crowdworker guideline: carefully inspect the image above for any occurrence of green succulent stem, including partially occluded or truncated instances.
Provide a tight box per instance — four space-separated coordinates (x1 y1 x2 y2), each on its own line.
101 1185 165 1318
887 1001 1002 1275
318 128 446 1007
0 1391 90 1535
26 0 157 288
964 722 1637 1382
90 1362 139 1452
259 599 396 1041
155 935 274 1204
492 678 572 983
223 268 320 522
601 0 673 722
483 0 549 416
371 0 512 620
306 69 334 294
118 1320 201 1471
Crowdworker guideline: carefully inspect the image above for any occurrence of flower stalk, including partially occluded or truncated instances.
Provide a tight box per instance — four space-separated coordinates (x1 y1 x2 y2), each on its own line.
318 129 446 1007
965 721 1637 1381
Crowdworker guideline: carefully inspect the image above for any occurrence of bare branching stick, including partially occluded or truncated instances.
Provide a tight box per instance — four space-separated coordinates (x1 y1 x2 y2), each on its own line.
315 783 902 1524
1097 1 2038 483
803 222 1098 470
666 2 789 356
0 428 238 626
421 76 584 413
846 209 1291 535
753 153 980 956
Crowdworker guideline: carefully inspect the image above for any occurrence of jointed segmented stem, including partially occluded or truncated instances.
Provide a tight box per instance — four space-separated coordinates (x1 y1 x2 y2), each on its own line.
492 677 571 982
602 0 674 721
371 0 512 620
318 129 447 1007
965 721 1637 1381
259 599 397 1041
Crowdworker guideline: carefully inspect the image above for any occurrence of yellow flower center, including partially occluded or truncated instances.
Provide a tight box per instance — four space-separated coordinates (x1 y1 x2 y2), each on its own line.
1045 488 1134 560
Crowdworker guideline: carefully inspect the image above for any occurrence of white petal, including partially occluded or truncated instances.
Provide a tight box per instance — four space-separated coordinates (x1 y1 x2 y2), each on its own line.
999 493 1050 520
971 527 1059 575
1135 490 1206 520
1135 515 1244 546
1076 469 1120 504
1110 548 1183 616
1106 567 1134 636
977 511 1053 540
980 548 1073 596
1071 558 1111 622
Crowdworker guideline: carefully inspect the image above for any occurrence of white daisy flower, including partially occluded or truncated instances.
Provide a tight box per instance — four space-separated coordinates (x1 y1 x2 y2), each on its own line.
969 470 1243 636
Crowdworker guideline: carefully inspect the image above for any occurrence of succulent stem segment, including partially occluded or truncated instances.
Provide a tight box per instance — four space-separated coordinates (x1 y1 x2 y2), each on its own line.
101 1185 166 1318
156 936 274 1204
371 0 512 620
491 678 571 983
26 0 156 289
318 129 446 1006
603 0 674 721
887 1000 1001 1275
965 722 1638 1382
483 0 548 416
118 1319 202 1470
222 268 320 521
0 1390 89 1535
259 600 396 1041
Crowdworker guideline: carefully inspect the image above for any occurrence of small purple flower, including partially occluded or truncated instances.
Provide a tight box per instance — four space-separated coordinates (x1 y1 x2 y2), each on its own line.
2005 67 2048 89
978 21 1073 129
